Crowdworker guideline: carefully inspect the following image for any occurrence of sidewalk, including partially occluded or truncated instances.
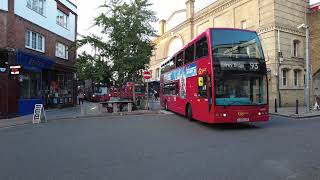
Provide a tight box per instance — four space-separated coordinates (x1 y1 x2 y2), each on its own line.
0 101 161 129
270 106 320 119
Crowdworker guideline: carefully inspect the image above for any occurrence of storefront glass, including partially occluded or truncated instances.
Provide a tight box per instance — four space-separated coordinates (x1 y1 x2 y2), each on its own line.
20 71 42 99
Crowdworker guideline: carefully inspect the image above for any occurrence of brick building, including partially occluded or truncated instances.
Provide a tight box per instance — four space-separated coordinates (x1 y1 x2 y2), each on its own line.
150 0 308 107
310 3 320 102
0 0 77 118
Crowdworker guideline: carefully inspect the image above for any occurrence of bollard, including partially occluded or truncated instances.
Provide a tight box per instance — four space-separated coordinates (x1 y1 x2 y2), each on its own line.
275 99 278 113
128 103 132 112
98 103 103 114
295 100 299 115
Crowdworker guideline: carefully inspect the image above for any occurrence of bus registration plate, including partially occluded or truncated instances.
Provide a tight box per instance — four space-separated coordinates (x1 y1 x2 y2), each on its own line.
237 118 249 122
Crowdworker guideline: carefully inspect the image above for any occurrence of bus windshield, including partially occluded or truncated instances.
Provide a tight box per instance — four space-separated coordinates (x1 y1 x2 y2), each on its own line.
212 29 264 59
215 73 267 106
211 29 267 106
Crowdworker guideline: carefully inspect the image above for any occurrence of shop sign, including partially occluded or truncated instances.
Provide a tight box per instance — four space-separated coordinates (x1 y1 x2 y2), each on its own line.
9 65 21 75
0 68 6 73
33 104 46 124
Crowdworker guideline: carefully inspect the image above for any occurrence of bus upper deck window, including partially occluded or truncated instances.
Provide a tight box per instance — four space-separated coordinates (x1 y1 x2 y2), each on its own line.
176 52 184 68
185 44 195 65
195 37 208 59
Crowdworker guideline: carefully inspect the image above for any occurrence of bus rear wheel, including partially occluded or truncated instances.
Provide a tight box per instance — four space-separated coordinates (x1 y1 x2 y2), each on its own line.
187 105 193 121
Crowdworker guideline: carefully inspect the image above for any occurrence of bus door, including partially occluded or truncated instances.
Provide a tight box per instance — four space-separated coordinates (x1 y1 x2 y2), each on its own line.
194 73 212 122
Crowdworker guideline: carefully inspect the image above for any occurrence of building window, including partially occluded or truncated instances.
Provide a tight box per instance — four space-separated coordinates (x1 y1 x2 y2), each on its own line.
57 9 69 28
282 69 288 86
27 0 46 16
293 40 300 57
55 42 68 60
156 68 160 79
241 20 247 29
25 30 45 52
294 70 299 87
20 71 42 99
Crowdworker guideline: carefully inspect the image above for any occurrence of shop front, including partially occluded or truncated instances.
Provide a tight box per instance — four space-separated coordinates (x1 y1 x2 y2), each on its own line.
17 50 76 116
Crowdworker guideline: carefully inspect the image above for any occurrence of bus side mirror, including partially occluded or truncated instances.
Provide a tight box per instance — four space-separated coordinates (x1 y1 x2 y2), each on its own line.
198 77 204 87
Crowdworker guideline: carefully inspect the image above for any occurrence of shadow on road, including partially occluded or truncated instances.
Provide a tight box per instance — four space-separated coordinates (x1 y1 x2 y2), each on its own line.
197 121 264 131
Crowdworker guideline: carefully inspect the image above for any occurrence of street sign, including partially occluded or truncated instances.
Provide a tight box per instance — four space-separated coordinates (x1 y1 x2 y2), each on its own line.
9 65 21 75
33 104 46 124
143 71 151 80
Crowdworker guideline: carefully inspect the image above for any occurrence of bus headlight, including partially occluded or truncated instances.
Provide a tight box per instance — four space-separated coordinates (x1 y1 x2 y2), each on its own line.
215 113 227 117
258 112 262 116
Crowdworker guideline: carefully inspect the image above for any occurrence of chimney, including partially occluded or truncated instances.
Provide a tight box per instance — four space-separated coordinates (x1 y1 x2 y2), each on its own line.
159 19 166 36
186 0 195 19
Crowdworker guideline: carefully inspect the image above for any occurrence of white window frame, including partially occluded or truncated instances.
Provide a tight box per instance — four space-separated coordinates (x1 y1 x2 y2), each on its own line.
25 30 45 53
26 0 46 16
293 70 299 87
56 9 69 29
55 42 69 60
282 69 288 86
293 40 300 57
241 20 247 29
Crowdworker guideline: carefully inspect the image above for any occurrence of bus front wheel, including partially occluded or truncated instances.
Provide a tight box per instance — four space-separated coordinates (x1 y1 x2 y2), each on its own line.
187 105 193 121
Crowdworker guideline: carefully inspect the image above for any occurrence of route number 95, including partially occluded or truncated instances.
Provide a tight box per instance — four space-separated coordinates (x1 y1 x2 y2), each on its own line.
250 63 259 70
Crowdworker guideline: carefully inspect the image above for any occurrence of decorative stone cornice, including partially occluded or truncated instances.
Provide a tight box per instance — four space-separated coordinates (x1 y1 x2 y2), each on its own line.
152 19 193 44
193 0 241 22
257 24 306 37
153 0 237 44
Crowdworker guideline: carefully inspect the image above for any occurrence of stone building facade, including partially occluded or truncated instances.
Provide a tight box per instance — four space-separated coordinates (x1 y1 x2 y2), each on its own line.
149 0 308 107
310 3 320 101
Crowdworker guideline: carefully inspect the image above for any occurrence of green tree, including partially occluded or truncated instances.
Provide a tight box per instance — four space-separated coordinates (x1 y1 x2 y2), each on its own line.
78 0 157 84
76 52 112 85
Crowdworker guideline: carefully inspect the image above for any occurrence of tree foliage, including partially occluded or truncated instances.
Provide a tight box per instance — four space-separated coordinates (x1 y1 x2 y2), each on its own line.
76 52 112 85
77 0 157 84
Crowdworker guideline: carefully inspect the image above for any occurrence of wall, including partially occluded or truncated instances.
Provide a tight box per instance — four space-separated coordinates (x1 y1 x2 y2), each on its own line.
310 8 320 99
14 0 76 42
0 11 7 48
310 9 320 76
10 15 77 65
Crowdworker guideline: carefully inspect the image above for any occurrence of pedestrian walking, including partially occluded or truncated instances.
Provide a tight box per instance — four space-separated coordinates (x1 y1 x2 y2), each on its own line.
154 89 158 101
78 91 84 105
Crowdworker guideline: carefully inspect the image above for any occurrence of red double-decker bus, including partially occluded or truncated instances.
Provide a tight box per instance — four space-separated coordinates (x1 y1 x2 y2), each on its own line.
160 28 269 123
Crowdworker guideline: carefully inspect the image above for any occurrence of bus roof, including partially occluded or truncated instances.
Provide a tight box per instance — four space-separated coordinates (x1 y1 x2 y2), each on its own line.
160 56 174 67
162 28 258 65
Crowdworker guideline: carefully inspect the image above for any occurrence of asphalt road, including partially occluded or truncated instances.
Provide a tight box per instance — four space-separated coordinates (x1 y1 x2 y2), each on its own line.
0 114 319 180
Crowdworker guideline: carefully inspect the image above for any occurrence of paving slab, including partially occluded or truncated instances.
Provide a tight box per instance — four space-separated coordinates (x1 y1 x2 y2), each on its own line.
270 106 320 119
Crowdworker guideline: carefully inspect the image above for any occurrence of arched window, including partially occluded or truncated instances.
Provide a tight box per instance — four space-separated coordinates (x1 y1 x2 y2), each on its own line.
168 37 184 57
293 40 300 57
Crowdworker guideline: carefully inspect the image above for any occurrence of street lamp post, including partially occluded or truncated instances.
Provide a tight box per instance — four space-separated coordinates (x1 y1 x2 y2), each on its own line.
297 23 310 112
298 0 311 112
306 25 311 112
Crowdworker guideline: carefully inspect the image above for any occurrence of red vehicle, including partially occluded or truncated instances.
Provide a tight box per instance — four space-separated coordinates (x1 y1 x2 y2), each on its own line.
120 82 146 99
91 86 110 102
160 28 269 123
